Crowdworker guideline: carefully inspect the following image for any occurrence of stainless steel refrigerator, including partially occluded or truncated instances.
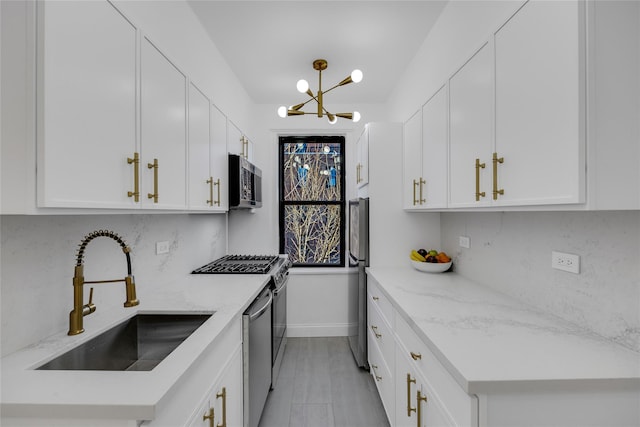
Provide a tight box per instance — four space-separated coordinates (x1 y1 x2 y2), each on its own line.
348 197 369 368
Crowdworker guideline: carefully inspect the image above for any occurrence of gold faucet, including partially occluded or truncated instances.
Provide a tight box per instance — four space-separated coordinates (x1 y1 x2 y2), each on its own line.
68 230 140 336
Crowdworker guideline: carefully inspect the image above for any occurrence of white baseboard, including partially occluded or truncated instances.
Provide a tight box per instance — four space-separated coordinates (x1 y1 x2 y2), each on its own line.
287 322 357 338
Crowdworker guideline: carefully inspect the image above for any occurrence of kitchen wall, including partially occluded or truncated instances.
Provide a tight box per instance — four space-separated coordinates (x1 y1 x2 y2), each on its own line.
441 211 640 352
0 214 227 357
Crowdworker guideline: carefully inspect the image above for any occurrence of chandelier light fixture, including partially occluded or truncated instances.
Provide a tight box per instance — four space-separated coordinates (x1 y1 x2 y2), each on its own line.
277 59 362 124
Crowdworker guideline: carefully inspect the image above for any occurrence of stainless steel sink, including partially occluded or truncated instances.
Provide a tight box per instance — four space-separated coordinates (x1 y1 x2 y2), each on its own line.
37 313 213 371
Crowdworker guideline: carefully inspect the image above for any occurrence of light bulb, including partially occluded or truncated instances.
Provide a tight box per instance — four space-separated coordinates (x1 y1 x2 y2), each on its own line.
296 79 309 93
277 106 287 118
351 69 363 83
352 111 361 123
328 115 337 125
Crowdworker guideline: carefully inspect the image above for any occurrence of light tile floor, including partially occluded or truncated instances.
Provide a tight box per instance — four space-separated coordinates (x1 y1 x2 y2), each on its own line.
258 337 390 427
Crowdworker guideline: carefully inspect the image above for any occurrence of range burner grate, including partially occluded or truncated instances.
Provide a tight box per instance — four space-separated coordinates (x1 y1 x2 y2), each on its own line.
192 254 280 274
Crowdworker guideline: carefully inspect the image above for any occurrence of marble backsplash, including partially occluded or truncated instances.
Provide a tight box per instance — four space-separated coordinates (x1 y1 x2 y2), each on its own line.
440 211 640 353
0 214 227 357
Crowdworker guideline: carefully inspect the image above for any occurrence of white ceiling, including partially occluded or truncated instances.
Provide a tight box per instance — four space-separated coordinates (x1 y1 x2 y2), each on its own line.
186 1 448 106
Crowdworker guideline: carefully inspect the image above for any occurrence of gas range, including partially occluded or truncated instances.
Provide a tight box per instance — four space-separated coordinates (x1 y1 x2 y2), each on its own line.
192 254 289 279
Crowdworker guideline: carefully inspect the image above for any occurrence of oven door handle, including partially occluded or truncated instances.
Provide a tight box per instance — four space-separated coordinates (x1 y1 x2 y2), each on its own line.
273 278 288 295
249 291 273 321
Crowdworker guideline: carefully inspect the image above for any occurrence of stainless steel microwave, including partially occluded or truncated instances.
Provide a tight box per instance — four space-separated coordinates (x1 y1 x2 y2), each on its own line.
229 154 262 209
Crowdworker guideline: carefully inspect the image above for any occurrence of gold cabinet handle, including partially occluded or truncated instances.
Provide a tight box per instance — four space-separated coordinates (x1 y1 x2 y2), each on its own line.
419 177 426 204
216 387 227 427
203 407 215 427
410 351 422 361
207 178 221 207
206 177 214 206
407 373 417 417
214 178 221 206
371 325 382 339
127 152 140 202
412 179 419 205
416 390 428 427
371 364 382 381
241 136 248 159
492 152 504 200
475 158 486 201
356 163 361 183
147 158 159 203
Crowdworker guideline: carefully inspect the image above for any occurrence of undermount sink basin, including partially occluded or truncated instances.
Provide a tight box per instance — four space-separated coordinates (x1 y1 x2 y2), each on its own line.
37 313 213 371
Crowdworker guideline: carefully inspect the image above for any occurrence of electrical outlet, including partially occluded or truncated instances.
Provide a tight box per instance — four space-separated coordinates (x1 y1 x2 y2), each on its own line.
459 236 470 248
156 241 170 255
551 251 580 274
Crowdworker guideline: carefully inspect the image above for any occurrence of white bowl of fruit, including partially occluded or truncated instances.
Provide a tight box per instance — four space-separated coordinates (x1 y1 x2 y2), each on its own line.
410 249 452 273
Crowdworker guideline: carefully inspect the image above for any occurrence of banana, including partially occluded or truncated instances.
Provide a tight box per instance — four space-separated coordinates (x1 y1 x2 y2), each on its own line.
410 250 426 262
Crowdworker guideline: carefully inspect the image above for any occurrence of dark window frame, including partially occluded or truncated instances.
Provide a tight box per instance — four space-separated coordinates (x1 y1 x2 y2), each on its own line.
278 135 346 268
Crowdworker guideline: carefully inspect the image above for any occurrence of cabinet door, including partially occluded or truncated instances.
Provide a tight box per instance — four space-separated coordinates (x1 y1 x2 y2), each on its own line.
227 121 248 159
395 346 419 427
448 42 493 208
402 110 423 209
416 380 455 427
421 85 448 209
210 104 228 211
38 0 137 208
140 37 187 209
188 82 211 210
356 127 369 188
494 0 584 206
212 345 243 427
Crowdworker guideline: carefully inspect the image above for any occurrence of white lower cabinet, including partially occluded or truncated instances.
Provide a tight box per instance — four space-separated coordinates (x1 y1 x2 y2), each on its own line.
188 344 243 427
144 317 243 427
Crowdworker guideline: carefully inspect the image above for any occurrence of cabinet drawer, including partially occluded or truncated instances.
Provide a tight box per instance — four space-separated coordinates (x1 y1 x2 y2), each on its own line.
368 277 394 327
368 328 394 425
395 313 477 426
368 301 394 367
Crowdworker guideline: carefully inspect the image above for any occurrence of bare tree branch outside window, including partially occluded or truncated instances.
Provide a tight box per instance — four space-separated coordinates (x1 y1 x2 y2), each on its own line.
279 136 345 266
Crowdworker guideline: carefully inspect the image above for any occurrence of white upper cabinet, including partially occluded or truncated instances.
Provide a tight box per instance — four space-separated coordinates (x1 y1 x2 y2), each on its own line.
402 85 449 211
402 111 422 209
355 127 369 188
210 104 229 211
187 82 212 210
228 121 252 161
140 37 187 209
448 42 494 208
493 0 584 206
37 0 137 208
419 85 448 209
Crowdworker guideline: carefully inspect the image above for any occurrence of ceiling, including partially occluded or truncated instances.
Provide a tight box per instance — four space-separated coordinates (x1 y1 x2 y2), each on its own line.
186 1 448 107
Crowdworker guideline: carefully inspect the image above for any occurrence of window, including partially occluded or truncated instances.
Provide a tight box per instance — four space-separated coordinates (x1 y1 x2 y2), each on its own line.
279 135 345 267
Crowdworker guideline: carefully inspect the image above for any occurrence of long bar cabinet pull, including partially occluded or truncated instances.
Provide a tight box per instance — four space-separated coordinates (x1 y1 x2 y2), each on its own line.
371 364 382 381
475 158 486 201
407 373 417 417
416 390 428 427
410 351 422 361
492 152 504 200
147 158 159 203
216 386 227 427
127 152 140 202
207 177 214 206
413 179 419 205
203 407 215 427
371 325 382 339
419 178 426 204
214 178 221 206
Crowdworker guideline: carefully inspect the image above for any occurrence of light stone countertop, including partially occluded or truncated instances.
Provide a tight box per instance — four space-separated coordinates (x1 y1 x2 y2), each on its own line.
367 266 640 394
0 274 271 421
